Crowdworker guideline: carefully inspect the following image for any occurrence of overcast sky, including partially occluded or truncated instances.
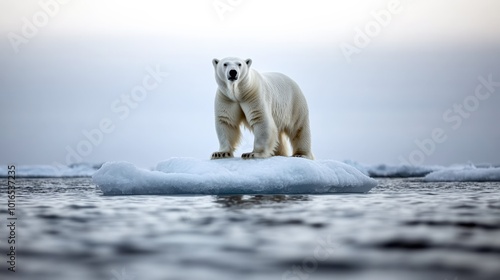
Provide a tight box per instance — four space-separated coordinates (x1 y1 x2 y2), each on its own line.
1 0 500 168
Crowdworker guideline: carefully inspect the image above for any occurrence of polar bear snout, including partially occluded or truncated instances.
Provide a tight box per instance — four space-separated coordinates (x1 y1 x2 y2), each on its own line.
228 69 238 81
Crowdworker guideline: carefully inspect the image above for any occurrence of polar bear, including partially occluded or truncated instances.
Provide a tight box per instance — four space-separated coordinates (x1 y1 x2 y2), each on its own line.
211 57 314 160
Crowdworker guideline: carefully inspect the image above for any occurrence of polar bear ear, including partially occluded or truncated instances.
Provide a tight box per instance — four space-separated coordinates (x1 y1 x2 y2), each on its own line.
212 59 219 68
245 59 252 68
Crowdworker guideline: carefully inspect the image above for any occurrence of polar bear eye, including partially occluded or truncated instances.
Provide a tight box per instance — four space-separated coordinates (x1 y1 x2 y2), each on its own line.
223 63 227 67
237 63 242 67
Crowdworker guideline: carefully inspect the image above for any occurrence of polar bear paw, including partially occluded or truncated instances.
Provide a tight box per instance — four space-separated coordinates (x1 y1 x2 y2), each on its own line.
292 153 314 160
241 152 267 159
292 154 307 158
211 152 233 159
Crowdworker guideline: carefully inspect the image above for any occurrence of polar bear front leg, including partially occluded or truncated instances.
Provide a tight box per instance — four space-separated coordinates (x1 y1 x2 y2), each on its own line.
211 120 241 159
211 95 244 160
241 119 277 159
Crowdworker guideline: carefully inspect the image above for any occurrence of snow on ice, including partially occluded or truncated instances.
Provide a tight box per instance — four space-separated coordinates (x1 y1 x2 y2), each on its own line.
93 157 378 195
424 165 500 182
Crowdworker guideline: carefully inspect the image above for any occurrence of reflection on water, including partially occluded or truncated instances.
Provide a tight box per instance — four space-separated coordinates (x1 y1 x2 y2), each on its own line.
0 178 499 280
215 194 311 208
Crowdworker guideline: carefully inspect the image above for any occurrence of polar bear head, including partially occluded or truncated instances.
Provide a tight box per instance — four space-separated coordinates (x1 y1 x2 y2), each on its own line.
212 57 252 85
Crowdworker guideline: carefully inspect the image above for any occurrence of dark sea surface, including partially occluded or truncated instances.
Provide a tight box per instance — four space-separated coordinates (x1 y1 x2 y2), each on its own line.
1 178 499 280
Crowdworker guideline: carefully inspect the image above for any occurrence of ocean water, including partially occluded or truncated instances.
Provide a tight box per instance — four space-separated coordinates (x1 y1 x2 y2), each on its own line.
1 178 499 280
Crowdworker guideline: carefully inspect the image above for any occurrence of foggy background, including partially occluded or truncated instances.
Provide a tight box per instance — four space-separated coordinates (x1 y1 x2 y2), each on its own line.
1 0 499 168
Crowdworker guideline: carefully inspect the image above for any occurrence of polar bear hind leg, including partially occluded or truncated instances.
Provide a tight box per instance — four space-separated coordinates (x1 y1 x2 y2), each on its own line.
273 132 290 156
290 126 314 159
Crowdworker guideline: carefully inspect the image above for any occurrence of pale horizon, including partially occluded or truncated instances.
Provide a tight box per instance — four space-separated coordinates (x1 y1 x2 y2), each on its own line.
1 0 500 168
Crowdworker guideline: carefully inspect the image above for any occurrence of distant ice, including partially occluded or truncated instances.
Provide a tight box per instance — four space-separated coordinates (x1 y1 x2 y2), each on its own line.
93 157 378 195
343 160 441 177
5 159 499 183
344 161 500 181
424 165 500 182
0 163 101 178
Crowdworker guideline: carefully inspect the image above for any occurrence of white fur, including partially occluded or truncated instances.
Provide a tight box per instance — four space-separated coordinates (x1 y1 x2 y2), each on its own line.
211 57 313 160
